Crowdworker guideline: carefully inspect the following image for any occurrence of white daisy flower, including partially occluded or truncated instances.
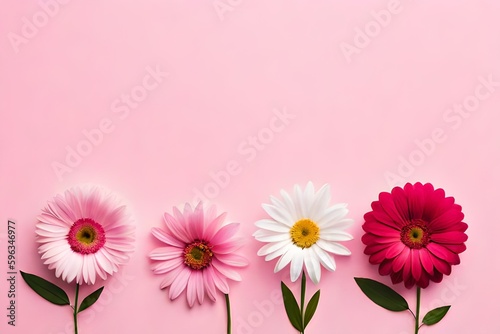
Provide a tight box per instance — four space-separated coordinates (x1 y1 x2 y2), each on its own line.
253 182 353 284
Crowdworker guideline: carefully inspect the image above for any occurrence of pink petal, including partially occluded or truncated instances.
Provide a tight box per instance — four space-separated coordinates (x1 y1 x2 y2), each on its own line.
212 258 242 281
169 268 191 300
205 212 227 240
203 269 217 301
151 228 185 248
215 253 249 267
186 272 198 307
210 267 229 294
163 213 190 243
211 223 240 245
188 202 205 241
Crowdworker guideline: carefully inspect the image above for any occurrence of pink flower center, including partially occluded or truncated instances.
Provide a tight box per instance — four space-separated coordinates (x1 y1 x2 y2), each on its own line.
184 240 213 270
400 220 430 249
68 218 106 254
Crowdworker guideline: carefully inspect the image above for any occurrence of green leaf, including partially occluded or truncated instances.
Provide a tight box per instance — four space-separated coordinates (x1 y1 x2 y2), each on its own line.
20 271 70 306
422 305 451 326
78 287 104 313
303 289 320 329
354 277 409 312
281 282 303 332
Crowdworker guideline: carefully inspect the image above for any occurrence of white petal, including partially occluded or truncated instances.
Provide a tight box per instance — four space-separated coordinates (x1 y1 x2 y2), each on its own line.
320 231 353 241
317 206 349 226
290 250 304 282
257 239 290 256
308 184 330 221
317 239 351 256
265 243 292 261
262 204 293 226
255 219 290 232
280 189 298 220
313 245 336 271
322 218 353 230
304 248 321 284
253 230 290 242
274 246 295 273
294 184 307 218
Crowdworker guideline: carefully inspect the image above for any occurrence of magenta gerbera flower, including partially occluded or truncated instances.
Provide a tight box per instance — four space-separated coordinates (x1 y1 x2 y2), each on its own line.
150 202 248 307
362 182 468 289
36 186 135 285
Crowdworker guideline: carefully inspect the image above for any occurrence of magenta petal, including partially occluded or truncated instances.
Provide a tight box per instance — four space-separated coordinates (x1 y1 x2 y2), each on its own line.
406 182 424 219
362 221 400 237
431 231 468 244
379 192 406 224
369 250 387 264
379 259 393 276
418 248 434 275
429 253 452 275
385 242 405 259
429 209 464 231
391 186 410 221
392 247 410 272
362 233 400 245
411 249 422 282
426 243 460 265
364 243 392 255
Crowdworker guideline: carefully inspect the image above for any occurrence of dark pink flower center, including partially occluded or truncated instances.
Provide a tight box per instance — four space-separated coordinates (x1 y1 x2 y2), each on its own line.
400 220 430 249
68 218 106 254
183 240 213 270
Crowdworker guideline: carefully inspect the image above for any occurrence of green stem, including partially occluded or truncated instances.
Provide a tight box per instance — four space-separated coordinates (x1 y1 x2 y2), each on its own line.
74 283 80 334
300 271 306 334
414 286 421 334
225 294 231 334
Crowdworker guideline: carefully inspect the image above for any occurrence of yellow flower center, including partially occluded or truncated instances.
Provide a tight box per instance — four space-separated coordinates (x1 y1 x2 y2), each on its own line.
76 226 96 244
184 241 213 270
400 220 430 249
290 219 320 248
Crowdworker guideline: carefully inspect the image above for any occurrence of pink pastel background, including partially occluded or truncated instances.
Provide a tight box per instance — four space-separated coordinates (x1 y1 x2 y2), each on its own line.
1 1 500 333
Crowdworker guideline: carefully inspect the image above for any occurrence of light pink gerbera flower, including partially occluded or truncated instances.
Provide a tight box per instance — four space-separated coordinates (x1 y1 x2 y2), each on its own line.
150 202 248 307
362 182 468 289
36 187 135 285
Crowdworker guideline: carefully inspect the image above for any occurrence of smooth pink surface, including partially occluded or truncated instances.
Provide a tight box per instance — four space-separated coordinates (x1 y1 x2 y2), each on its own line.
1 1 499 333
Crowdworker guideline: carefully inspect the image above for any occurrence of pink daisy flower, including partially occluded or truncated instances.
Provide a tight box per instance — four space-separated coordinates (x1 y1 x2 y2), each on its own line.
150 202 248 307
362 182 468 289
36 187 135 285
